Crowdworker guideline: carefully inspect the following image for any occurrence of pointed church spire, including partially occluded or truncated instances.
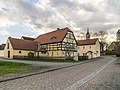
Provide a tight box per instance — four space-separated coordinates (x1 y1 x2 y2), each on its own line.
86 27 90 39
87 27 89 33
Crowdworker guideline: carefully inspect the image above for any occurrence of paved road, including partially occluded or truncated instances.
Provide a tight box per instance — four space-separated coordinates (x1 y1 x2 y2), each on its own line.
77 57 120 90
0 56 116 90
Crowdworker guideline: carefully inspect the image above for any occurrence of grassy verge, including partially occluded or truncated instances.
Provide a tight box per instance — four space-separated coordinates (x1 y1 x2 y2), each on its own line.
113 56 120 66
117 57 120 59
14 57 78 62
113 56 120 59
0 61 47 75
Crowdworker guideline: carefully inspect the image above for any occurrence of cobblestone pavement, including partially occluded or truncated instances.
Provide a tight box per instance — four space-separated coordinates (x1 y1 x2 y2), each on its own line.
77 57 120 90
0 56 116 90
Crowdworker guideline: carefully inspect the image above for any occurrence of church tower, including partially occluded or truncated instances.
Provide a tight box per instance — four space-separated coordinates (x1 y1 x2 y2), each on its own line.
86 27 90 39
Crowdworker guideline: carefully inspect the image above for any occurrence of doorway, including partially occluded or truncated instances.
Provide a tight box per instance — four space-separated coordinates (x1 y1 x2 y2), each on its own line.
8 51 10 58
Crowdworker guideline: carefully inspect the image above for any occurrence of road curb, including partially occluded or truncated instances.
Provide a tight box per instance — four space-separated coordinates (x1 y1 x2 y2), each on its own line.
0 59 99 83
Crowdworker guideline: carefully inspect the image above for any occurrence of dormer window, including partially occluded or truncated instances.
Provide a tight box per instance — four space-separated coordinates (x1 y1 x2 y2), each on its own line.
51 37 56 40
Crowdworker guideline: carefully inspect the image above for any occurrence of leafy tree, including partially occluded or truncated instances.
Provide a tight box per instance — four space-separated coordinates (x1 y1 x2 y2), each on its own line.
116 42 120 57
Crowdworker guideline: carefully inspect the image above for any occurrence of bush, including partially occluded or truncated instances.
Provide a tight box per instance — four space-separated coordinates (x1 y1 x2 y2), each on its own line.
116 42 120 56
105 50 116 55
78 56 88 60
116 54 120 57
13 56 76 62
65 57 73 60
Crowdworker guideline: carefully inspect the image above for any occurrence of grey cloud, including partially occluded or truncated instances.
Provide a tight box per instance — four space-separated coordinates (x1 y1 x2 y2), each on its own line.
1 8 10 12
11 0 55 29
79 3 98 12
49 0 109 31
106 0 120 14
50 0 77 7
0 0 120 35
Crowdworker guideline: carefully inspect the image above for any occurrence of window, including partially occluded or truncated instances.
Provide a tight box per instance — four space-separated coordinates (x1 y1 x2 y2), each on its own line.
83 47 85 49
90 46 91 49
41 45 47 49
7 43 9 49
19 51 21 53
51 37 56 40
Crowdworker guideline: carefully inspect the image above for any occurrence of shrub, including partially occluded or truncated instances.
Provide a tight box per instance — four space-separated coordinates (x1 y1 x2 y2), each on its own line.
78 56 88 60
13 56 76 62
116 42 120 57
105 50 116 55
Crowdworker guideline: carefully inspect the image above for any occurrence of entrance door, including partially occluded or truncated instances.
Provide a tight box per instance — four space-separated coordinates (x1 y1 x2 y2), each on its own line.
90 52 93 59
8 51 10 58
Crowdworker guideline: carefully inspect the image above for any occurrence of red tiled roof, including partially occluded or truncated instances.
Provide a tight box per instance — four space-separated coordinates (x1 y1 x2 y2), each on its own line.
77 38 98 46
9 37 37 51
35 27 72 44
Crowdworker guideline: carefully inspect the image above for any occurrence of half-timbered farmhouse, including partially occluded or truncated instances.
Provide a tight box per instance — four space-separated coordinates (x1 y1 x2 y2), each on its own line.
35 27 77 58
3 27 77 59
3 27 101 59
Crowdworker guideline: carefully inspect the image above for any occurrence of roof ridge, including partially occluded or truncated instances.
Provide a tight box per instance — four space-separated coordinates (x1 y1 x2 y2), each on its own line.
77 38 99 46
9 37 37 42
9 37 37 51
35 27 72 44
22 36 34 38
77 38 98 41
36 27 70 39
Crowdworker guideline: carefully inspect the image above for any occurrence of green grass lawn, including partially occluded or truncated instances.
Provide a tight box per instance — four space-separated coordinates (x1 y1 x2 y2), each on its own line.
113 56 120 59
14 57 79 62
117 57 120 59
0 61 47 75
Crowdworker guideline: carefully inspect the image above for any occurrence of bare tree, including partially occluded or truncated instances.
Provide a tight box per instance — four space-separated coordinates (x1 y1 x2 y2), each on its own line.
116 29 120 56
98 30 108 42
75 32 85 40
91 30 108 52
98 31 108 52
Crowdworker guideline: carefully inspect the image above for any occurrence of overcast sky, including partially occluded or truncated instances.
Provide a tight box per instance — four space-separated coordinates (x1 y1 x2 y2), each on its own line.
0 0 119 44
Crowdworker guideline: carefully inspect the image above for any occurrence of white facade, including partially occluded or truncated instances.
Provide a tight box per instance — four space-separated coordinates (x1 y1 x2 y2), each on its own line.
0 50 4 58
77 39 100 59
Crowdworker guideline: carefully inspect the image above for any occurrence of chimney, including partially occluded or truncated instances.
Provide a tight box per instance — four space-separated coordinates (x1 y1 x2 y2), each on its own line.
8 37 11 39
57 28 60 30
